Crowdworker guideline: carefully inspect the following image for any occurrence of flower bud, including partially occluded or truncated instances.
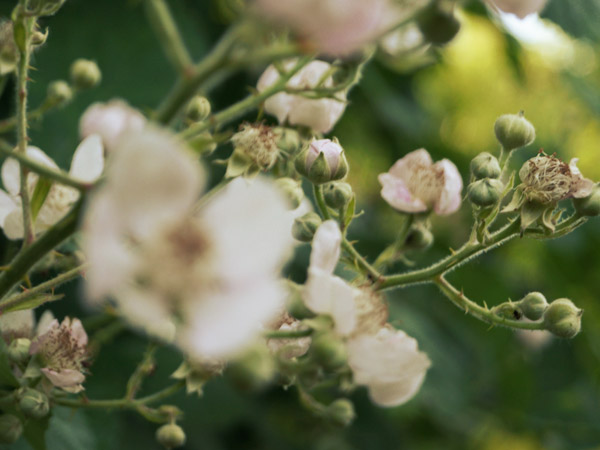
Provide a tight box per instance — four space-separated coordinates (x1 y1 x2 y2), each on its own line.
0 414 22 445
69 59 101 90
323 182 353 209
467 178 504 207
275 178 304 209
185 95 211 122
156 423 186 449
417 4 461 45
325 399 355 426
543 298 583 339
517 292 548 321
274 127 300 154
403 224 434 251
310 332 347 371
228 345 276 391
18 388 49 419
494 112 536 150
573 183 600 217
8 338 31 364
295 139 349 185
470 152 501 179
491 302 522 320
292 212 322 242
46 80 73 106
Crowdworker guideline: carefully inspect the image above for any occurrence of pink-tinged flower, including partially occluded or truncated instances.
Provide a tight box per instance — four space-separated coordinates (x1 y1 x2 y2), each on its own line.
29 316 88 393
346 326 430 407
257 60 347 134
378 149 463 215
79 99 146 152
485 0 547 18
0 135 104 240
254 0 399 56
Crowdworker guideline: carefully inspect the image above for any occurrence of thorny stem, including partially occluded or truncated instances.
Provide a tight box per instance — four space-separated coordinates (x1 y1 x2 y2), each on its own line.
0 100 57 134
125 344 158 400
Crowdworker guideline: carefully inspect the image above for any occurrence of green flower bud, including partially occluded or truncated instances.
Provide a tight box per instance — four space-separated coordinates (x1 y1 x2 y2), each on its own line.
156 423 186 449
185 95 211 122
275 177 304 209
311 332 347 371
46 80 73 106
274 127 301 154
325 399 355 426
8 338 31 364
295 139 349 185
417 4 461 45
470 152 501 179
494 111 536 150
467 178 504 207
404 224 434 251
0 414 22 445
69 59 101 89
517 292 548 321
18 388 49 419
543 298 583 339
323 182 353 209
573 183 600 217
491 302 523 320
292 212 322 242
228 345 276 391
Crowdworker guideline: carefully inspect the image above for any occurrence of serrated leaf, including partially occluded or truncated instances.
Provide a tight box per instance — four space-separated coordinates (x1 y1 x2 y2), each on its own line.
0 337 19 388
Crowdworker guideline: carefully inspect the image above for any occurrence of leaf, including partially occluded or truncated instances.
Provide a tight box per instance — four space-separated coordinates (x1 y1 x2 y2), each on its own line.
1 294 63 314
30 178 53 221
23 415 51 450
343 195 355 230
0 337 20 388
44 407 96 450
542 0 600 42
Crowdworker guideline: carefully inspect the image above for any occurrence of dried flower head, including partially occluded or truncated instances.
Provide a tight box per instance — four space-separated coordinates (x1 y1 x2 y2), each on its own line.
227 123 280 178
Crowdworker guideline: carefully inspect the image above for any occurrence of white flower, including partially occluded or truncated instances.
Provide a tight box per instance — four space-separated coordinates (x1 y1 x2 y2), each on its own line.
486 0 547 18
254 0 399 56
0 309 34 341
346 326 430 407
79 99 146 152
84 127 295 361
378 148 463 215
0 135 104 240
257 60 347 134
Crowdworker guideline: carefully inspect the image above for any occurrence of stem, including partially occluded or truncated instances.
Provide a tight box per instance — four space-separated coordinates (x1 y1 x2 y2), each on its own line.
0 101 55 134
0 201 81 300
264 328 313 339
341 239 382 282
0 139 91 191
434 276 545 330
144 0 193 76
313 184 331 219
125 344 158 400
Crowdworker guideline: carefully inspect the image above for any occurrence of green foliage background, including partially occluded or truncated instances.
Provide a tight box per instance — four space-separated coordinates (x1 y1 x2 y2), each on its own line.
1 0 600 448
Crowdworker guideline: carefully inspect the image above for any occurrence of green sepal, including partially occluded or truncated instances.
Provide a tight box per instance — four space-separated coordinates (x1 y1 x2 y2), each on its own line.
502 185 524 213
519 200 546 233
225 150 253 179
30 177 53 221
12 20 26 54
343 195 355 230
188 132 217 155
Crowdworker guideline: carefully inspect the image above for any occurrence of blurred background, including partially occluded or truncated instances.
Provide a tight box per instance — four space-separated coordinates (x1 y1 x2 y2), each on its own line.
1 0 599 448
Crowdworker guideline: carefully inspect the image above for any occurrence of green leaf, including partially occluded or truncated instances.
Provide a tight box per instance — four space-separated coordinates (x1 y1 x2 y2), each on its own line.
30 178 53 221
0 337 20 388
343 195 355 230
23 415 51 450
1 294 63 314
542 0 600 42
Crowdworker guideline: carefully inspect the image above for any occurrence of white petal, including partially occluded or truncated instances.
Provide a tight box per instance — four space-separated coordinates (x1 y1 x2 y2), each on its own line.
0 189 17 225
69 134 104 182
433 159 463 215
388 149 432 180
41 368 85 389
1 156 21 197
378 173 427 213
36 310 56 336
309 220 342 274
2 209 24 240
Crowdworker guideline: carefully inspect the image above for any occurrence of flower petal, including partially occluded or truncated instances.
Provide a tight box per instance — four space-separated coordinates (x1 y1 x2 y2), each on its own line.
69 134 104 182
378 173 427 213
309 220 342 274
388 149 432 180
433 159 463 215
41 367 85 389
0 189 17 225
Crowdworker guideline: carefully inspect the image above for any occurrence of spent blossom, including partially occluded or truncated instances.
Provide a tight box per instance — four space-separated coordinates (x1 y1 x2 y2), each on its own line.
0 135 104 240
257 60 347 134
84 127 295 361
378 148 462 215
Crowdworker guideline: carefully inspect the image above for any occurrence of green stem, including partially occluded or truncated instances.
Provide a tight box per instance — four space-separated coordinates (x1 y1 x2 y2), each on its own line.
0 201 81 300
144 0 193 76
313 184 331 220
434 276 545 330
264 328 313 339
0 140 91 191
0 264 85 312
125 344 158 400
0 101 55 134
341 239 382 282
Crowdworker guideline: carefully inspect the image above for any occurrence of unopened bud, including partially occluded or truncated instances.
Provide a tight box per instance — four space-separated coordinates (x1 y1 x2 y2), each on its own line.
311 332 347 371
517 292 548 321
274 127 301 154
543 298 583 339
275 177 304 209
0 414 22 445
228 345 276 391
324 182 353 209
417 4 461 45
494 112 536 150
491 302 522 320
325 399 355 426
156 423 186 449
295 139 349 184
185 95 211 122
8 338 31 364
18 388 49 419
70 59 101 90
467 178 504 207
404 224 434 251
470 152 501 179
292 212 322 242
46 80 73 106
573 183 600 217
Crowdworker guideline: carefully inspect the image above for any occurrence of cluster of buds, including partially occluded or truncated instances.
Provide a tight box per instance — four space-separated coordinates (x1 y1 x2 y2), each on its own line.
467 152 504 207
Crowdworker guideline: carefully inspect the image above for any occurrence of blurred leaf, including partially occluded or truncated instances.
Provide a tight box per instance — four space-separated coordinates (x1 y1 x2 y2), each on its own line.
0 338 19 388
23 415 50 450
542 0 600 42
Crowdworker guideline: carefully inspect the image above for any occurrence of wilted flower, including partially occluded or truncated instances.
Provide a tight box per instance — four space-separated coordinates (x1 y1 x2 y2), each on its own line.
30 315 88 393
254 0 400 56
226 123 280 178
346 326 431 407
257 60 347 134
378 149 463 215
84 127 295 361
79 99 146 152
295 138 349 184
0 135 104 240
486 0 547 18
